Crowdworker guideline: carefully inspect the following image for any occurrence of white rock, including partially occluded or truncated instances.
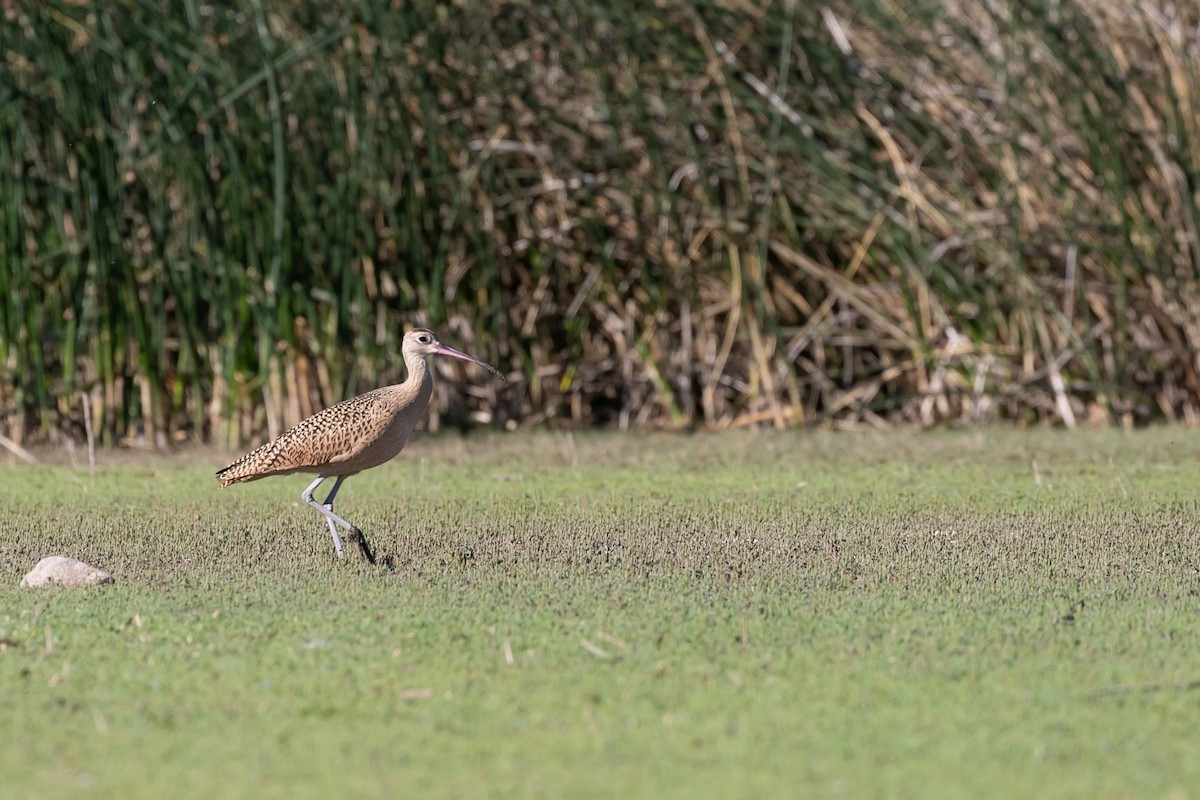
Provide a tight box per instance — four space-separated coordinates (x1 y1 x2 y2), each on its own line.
20 556 114 589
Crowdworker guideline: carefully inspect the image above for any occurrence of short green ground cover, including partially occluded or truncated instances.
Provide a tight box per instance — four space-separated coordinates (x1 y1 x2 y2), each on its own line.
2 429 1198 798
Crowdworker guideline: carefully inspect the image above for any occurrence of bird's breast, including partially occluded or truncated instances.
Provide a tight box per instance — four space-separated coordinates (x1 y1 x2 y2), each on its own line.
346 386 430 468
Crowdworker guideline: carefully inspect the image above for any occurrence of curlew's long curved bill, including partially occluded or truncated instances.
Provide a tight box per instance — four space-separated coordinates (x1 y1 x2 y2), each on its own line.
434 344 507 382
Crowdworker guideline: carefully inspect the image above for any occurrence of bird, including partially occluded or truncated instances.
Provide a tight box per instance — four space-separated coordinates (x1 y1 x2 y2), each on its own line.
216 327 504 562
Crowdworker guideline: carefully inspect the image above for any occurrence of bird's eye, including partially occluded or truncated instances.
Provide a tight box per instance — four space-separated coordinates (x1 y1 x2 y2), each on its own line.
418 334 430 343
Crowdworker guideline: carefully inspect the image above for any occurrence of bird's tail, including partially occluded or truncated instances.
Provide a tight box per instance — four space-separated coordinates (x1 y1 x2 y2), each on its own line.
215 446 270 487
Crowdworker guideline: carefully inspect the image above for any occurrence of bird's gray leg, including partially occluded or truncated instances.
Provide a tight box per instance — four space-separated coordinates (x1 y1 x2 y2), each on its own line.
322 476 345 507
323 517 342 558
323 477 377 566
321 477 346 558
300 476 353 559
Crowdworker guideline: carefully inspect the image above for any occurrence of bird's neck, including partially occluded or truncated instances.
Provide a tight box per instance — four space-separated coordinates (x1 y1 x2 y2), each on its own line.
403 353 432 391
377 354 432 414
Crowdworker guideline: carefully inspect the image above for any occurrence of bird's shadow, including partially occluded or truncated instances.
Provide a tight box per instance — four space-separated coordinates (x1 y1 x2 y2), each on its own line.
346 528 400 573
347 528 378 567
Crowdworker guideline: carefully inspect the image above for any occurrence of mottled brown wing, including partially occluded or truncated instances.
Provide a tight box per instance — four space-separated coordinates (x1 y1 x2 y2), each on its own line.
215 388 391 485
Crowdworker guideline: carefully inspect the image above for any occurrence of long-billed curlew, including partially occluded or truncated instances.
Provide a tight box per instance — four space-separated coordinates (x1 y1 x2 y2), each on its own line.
216 328 503 562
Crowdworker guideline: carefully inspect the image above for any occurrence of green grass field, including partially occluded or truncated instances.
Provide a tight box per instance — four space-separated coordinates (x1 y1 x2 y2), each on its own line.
2 429 1199 798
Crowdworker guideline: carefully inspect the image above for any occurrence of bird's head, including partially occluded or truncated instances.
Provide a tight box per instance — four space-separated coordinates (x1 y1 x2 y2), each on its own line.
403 328 505 381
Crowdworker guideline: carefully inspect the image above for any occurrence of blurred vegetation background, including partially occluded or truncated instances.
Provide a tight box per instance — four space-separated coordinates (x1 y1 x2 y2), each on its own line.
3 0 1200 450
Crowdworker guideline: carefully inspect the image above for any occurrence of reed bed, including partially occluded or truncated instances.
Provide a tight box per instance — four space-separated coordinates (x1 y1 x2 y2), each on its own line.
2 0 1200 448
